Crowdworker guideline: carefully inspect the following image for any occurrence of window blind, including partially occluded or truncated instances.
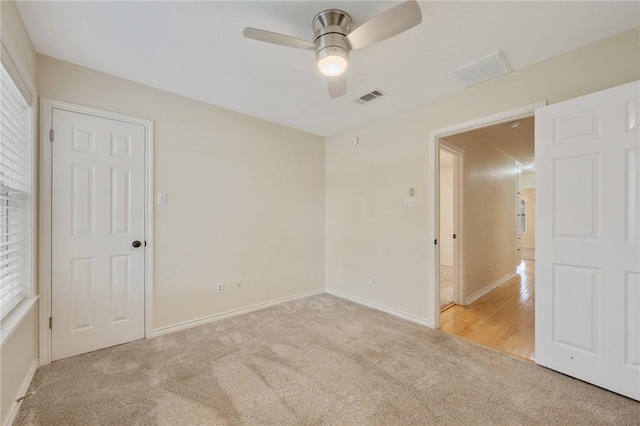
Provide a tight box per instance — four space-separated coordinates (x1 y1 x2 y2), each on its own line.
0 61 31 320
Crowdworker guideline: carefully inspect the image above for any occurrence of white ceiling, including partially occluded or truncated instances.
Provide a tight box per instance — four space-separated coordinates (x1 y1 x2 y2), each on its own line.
17 1 640 137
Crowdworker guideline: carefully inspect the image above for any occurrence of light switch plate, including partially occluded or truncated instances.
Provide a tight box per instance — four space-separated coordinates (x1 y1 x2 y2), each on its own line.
157 193 167 205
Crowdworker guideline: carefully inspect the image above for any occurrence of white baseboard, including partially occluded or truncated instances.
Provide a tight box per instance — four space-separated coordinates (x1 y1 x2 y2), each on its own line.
326 289 433 329
463 271 517 305
153 289 324 337
3 358 38 426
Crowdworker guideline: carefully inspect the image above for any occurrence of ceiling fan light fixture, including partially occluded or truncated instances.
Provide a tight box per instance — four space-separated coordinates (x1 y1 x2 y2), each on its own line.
243 0 423 97
318 55 348 76
316 47 349 76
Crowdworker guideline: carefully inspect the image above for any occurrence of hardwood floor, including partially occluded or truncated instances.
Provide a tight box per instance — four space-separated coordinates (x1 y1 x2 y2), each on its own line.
440 260 535 361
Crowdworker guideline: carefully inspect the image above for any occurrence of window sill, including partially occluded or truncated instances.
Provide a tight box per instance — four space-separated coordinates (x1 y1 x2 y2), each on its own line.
0 296 39 348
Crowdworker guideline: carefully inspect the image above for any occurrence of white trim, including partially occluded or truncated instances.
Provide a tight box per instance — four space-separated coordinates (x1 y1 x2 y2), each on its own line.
0 297 38 348
144 112 155 339
428 102 547 328
2 358 38 426
39 98 154 365
153 289 324 336
326 289 433 328
463 271 518 305
0 39 37 101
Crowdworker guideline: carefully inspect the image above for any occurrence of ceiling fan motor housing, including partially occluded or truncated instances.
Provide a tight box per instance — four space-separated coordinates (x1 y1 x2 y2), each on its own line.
312 9 353 63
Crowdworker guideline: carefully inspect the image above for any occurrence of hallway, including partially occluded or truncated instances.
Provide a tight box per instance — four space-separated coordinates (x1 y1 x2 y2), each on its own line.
440 260 535 361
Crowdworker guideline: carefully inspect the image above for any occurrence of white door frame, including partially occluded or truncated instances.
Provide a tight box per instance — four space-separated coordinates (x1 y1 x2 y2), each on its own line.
39 98 154 365
438 143 464 307
428 102 546 328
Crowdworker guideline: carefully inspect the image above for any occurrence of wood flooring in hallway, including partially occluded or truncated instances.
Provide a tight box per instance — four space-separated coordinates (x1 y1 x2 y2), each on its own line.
440 260 535 361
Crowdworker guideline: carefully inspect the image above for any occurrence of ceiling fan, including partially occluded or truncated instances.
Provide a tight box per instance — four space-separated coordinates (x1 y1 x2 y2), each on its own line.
243 1 422 99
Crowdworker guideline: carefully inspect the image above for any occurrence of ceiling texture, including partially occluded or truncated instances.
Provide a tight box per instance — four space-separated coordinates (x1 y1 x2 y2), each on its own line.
17 1 640 137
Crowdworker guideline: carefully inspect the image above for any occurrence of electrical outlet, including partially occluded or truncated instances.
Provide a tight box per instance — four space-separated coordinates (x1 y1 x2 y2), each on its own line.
372 275 377 285
216 282 224 294
236 280 243 291
405 197 415 208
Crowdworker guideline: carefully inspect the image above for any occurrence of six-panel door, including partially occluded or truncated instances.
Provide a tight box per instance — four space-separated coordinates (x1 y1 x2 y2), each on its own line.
535 81 640 400
51 108 146 361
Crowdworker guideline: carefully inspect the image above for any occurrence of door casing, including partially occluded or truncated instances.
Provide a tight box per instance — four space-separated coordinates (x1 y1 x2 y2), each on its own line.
39 98 154 365
428 102 546 328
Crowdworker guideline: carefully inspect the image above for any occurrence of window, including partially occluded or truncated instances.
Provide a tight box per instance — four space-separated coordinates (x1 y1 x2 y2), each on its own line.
519 196 527 233
0 61 33 321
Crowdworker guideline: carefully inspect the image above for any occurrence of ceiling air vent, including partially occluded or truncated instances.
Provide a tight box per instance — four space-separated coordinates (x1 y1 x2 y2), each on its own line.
449 51 511 88
355 89 386 105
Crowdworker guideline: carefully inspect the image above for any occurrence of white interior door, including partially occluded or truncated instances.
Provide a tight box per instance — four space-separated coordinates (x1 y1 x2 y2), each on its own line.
439 149 456 308
535 80 640 400
51 108 146 361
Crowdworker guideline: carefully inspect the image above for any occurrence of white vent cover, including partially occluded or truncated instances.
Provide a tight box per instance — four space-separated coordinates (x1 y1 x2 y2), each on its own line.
355 89 386 104
449 51 512 88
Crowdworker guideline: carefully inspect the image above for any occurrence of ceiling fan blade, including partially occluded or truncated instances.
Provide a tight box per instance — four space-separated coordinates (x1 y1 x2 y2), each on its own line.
243 27 316 51
346 0 422 50
327 74 347 99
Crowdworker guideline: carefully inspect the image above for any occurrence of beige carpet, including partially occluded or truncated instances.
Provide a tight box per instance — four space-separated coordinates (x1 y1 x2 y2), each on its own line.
15 294 639 425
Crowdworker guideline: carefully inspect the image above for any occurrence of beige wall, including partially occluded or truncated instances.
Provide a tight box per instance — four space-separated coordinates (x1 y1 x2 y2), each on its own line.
1 308 38 425
1 1 39 425
1 0 36 83
37 55 326 329
325 28 640 323
443 134 517 300
521 188 536 249
520 171 535 189
439 153 454 267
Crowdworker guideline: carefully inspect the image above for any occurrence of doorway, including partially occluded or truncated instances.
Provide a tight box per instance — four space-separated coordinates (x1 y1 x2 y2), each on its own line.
39 99 154 364
430 104 540 361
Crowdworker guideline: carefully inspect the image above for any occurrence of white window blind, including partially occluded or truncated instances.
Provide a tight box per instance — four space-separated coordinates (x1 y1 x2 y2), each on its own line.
0 61 31 320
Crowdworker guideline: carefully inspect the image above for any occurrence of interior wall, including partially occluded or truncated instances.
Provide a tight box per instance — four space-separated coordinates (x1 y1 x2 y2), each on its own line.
520 171 535 189
521 188 536 249
0 1 39 425
439 152 454 267
325 28 640 324
442 134 517 300
36 55 326 330
1 309 38 425
1 0 36 84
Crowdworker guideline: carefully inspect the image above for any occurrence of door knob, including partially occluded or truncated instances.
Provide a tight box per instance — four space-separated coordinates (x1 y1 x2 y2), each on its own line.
453 234 457 239
132 240 142 248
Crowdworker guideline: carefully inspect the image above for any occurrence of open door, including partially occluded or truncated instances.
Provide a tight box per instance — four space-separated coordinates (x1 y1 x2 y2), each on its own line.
439 147 460 310
535 80 639 400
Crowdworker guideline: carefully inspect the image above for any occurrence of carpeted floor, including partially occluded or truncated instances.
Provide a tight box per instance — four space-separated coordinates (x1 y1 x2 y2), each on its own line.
15 294 640 425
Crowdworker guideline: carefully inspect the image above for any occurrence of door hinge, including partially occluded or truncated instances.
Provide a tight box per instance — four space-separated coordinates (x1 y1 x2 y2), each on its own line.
49 316 52 329
49 129 54 142
434 239 438 245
